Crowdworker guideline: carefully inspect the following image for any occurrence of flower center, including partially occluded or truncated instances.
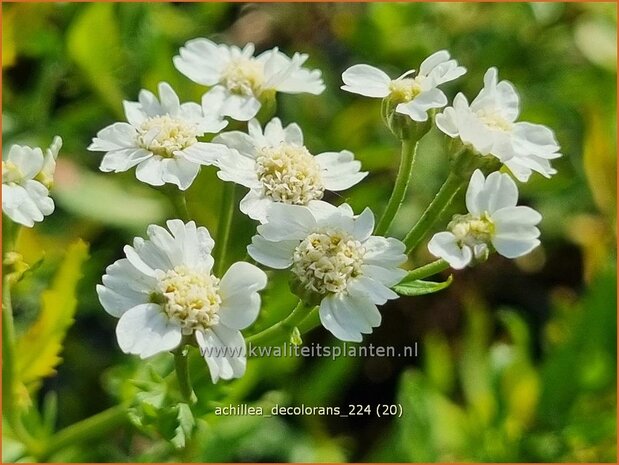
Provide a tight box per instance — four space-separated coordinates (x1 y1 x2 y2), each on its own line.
137 115 199 157
255 143 324 205
476 109 512 132
222 58 264 96
2 161 24 184
449 212 495 248
292 229 365 295
156 266 221 334
389 78 423 103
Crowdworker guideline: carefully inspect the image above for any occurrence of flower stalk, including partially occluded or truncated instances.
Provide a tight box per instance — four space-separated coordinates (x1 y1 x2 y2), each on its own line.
375 138 419 235
173 345 196 404
247 300 314 346
214 183 236 276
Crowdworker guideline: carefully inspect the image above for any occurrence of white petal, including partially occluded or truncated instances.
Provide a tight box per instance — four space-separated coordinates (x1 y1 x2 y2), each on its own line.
100 148 152 173
23 180 54 216
220 93 261 121
512 122 561 157
353 207 375 241
247 235 297 269
180 142 229 166
427 231 472 270
116 303 182 358
315 150 368 191
196 327 246 383
173 38 228 86
216 150 261 189
395 88 448 121
363 236 407 267
263 118 287 146
218 262 267 329
239 189 272 222
135 156 166 186
8 145 44 178
319 293 379 342
160 157 200 190
96 284 149 318
467 170 519 215
284 122 304 145
2 184 39 227
88 123 137 152
348 276 399 305
419 50 451 76
212 131 257 157
257 203 315 241
341 64 391 98
157 82 181 115
361 264 407 287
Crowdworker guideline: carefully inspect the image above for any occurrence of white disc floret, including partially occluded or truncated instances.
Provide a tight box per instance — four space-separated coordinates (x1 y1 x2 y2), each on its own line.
292 228 366 295
222 58 265 96
156 265 222 334
255 143 325 204
137 115 200 158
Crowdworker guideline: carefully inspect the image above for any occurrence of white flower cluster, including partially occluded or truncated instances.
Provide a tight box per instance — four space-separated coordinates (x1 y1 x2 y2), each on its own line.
86 41 561 383
2 137 62 227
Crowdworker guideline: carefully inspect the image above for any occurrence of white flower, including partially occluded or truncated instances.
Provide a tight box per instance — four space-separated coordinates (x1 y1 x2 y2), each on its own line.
2 137 62 227
436 68 562 182
213 117 368 222
96 219 267 383
341 50 466 122
428 169 542 269
248 201 407 342
88 82 230 191
173 39 325 121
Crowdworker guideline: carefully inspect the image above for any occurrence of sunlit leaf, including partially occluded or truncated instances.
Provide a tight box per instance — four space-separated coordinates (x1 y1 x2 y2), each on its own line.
14 240 89 403
66 3 125 116
394 275 452 296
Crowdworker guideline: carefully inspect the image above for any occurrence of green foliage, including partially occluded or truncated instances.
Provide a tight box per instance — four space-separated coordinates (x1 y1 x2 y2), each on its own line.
2 2 616 462
13 240 89 405
394 275 453 296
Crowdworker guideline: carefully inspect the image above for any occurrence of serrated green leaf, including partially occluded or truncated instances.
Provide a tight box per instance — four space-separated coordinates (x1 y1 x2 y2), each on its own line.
14 239 89 404
393 275 453 296
171 403 195 449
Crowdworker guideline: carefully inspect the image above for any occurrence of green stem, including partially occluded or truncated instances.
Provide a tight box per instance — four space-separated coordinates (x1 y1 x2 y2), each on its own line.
402 259 450 281
37 405 129 461
2 274 17 428
174 347 196 404
375 139 418 236
168 189 190 222
247 300 314 346
297 306 321 335
403 172 466 254
214 183 236 276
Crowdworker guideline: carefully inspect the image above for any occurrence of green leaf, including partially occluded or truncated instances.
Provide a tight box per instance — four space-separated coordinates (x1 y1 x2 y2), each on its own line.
66 3 125 116
14 239 89 403
393 275 453 296
171 403 195 449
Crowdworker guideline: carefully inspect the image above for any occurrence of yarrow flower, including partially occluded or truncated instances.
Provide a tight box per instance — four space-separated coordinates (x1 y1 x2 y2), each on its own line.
248 201 407 342
96 220 267 383
428 169 542 269
213 118 367 222
2 137 62 227
88 82 229 190
436 68 562 182
174 39 325 121
341 50 466 122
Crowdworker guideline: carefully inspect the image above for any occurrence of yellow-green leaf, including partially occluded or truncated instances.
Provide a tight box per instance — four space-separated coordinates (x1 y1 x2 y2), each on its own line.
66 3 125 116
14 239 90 400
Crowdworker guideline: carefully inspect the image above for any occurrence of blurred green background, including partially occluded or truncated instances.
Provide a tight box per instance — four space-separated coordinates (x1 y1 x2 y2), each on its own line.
2 2 617 462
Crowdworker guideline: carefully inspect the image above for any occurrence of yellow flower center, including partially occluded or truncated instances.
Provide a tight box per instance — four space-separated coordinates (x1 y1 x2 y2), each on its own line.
2 160 23 184
157 266 221 334
476 109 513 132
449 212 495 247
138 115 199 158
222 58 264 96
256 143 324 205
292 229 365 295
389 77 423 103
